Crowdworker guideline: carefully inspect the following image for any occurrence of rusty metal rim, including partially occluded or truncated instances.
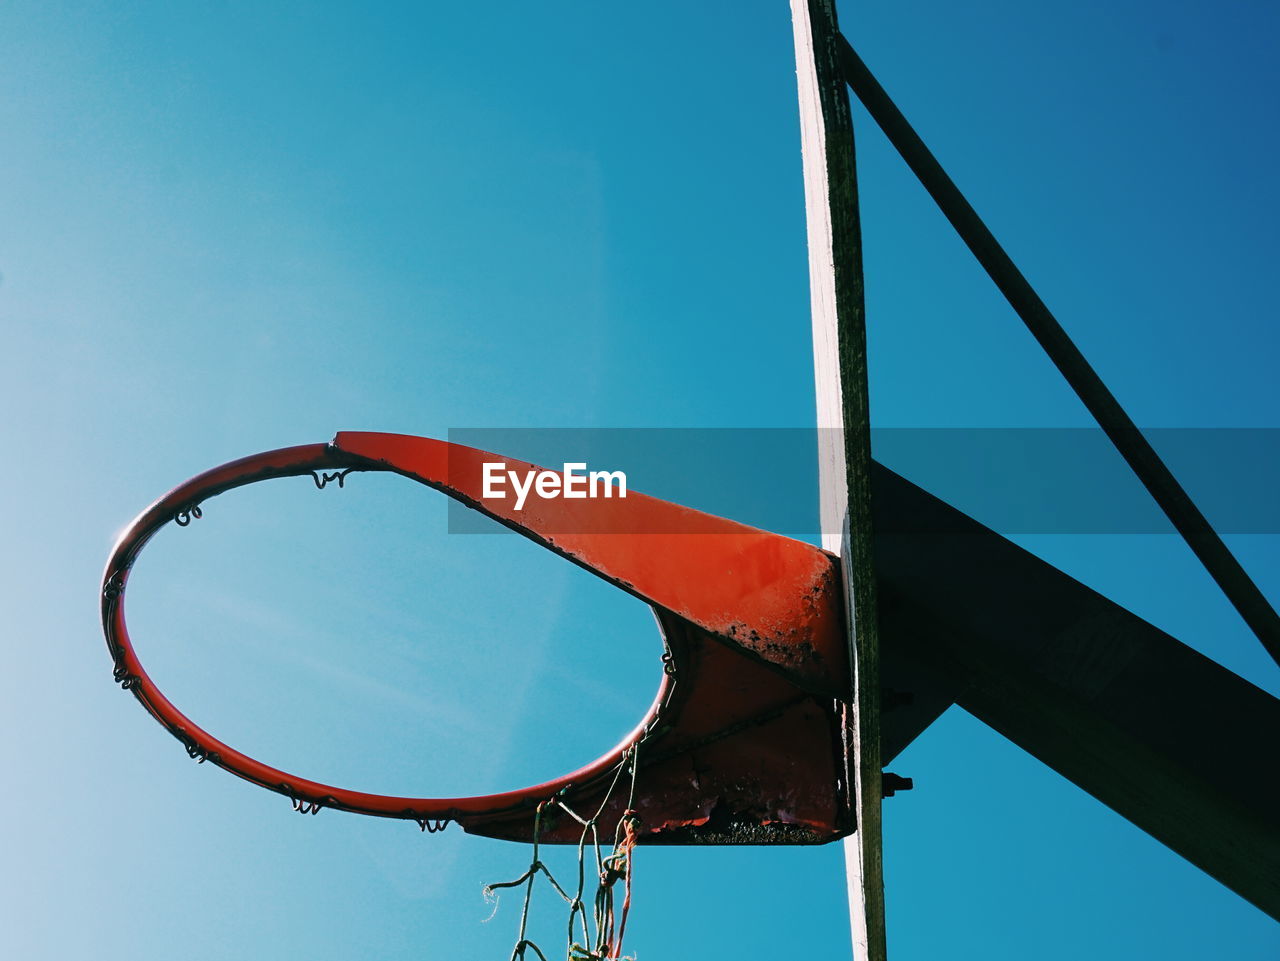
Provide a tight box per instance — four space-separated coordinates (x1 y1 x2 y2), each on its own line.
100 441 670 821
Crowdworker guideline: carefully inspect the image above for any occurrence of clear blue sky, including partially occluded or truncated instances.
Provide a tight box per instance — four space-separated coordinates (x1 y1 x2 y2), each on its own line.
3 1 1277 958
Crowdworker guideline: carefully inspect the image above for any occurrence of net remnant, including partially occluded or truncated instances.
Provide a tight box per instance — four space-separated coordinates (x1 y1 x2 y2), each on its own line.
485 743 645 961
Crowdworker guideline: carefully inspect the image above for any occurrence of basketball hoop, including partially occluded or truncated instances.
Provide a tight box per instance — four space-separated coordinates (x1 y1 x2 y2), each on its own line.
101 432 854 845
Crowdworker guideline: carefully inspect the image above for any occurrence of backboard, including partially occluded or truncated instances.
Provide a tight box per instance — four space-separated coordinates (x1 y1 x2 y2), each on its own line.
790 1 886 959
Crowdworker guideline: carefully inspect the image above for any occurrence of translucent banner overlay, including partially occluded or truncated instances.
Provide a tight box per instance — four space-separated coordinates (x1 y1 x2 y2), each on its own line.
445 428 1280 536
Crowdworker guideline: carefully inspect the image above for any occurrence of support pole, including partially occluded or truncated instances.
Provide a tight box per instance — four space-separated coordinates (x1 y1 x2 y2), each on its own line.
835 37 1280 670
872 463 1280 919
